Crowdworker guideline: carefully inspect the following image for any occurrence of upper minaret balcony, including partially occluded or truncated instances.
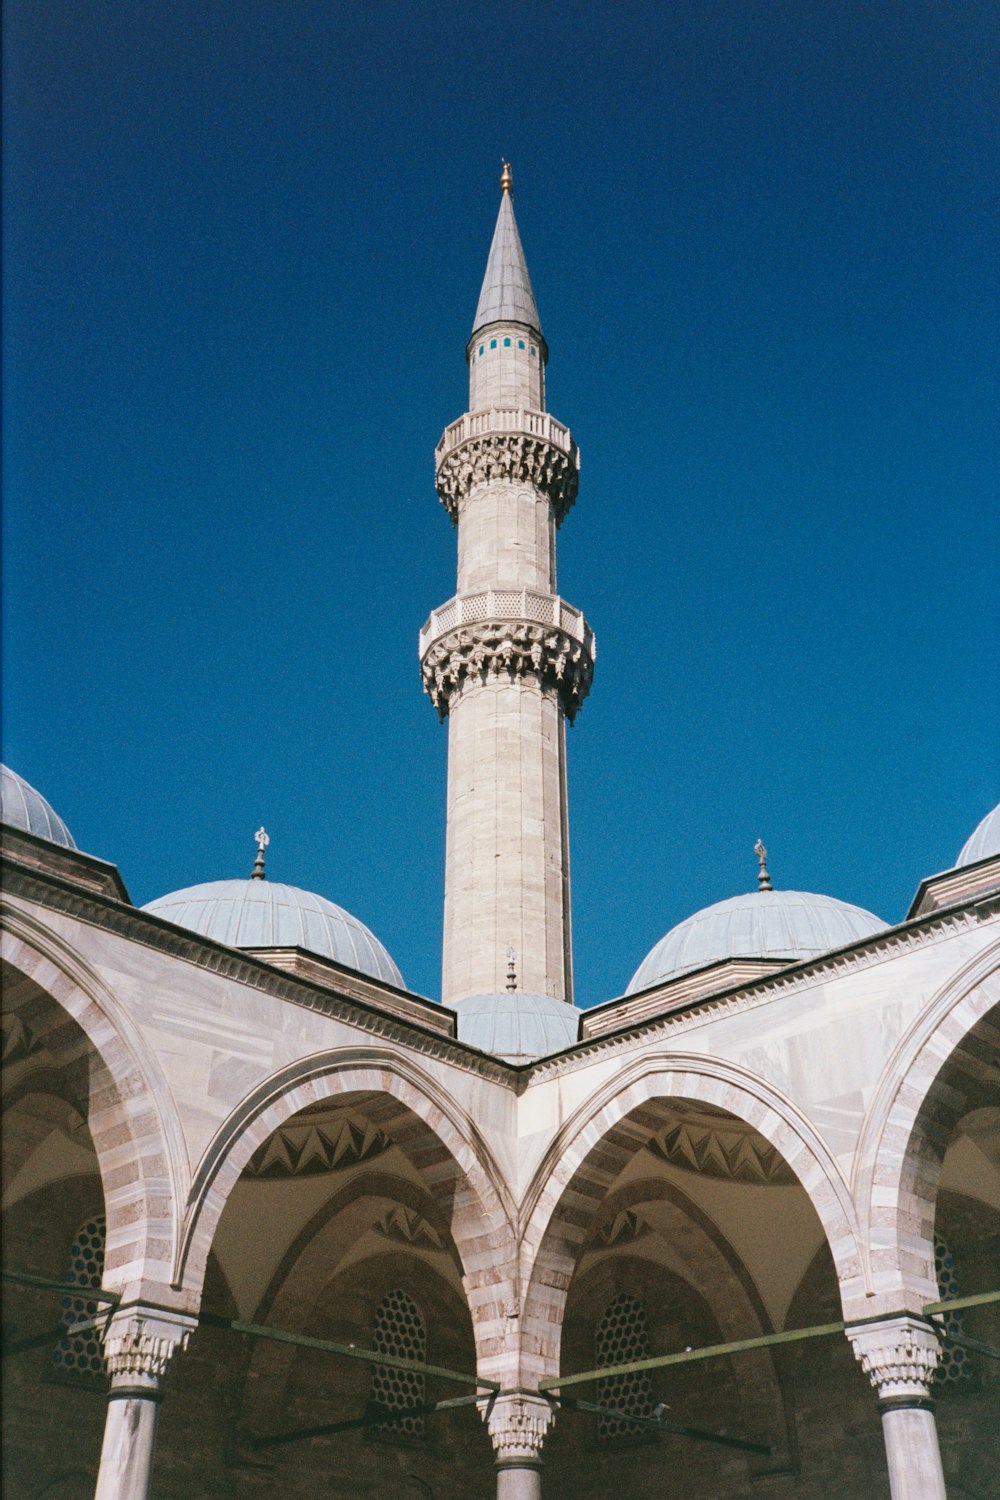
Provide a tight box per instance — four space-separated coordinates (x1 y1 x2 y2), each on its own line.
466 164 547 413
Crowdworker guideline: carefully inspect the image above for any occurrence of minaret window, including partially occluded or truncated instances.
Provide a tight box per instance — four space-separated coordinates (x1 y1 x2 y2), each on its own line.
503 337 511 346
490 339 497 348
518 340 525 349
479 345 484 355
368 1289 427 1437
51 1214 107 1383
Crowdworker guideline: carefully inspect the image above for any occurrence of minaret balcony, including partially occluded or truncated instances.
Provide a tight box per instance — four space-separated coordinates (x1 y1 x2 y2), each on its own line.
434 408 580 524
419 590 595 722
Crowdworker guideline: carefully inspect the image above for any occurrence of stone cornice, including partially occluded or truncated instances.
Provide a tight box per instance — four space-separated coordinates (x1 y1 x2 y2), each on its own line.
525 892 1000 1082
1 824 130 902
907 853 1000 919
0 859 514 1088
436 429 579 524
420 617 594 722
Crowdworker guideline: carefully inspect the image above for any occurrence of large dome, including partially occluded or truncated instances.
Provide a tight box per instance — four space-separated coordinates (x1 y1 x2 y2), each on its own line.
626 888 887 995
143 879 404 987
956 804 1000 867
1 764 77 849
455 992 578 1063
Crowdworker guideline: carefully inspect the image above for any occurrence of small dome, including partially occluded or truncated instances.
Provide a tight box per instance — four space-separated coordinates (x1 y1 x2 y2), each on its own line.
142 879 403 987
956 804 1000 867
627 888 887 994
1 764 77 849
455 992 578 1063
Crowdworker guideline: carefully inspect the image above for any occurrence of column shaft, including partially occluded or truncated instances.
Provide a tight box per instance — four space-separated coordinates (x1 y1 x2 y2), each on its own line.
94 1393 161 1500
880 1406 947 1500
497 1463 543 1500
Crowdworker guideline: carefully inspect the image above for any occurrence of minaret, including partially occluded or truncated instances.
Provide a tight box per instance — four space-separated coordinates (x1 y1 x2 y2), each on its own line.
420 165 594 1006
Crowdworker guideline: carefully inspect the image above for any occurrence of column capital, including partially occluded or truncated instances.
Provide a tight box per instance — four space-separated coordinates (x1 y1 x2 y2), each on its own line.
103 1305 196 1392
484 1391 555 1468
847 1314 942 1407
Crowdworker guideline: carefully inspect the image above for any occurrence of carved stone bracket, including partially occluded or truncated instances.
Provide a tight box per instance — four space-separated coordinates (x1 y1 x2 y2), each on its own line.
484 1392 555 1466
421 619 594 722
436 432 579 524
847 1315 942 1407
103 1306 196 1390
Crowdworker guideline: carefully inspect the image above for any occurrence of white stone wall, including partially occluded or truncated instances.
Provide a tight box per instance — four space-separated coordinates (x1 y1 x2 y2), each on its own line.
442 677 571 1003
468 322 545 411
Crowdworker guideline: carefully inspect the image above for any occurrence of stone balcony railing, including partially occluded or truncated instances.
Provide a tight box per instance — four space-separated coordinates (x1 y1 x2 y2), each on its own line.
418 589 594 661
419 590 595 722
434 408 580 524
435 407 576 465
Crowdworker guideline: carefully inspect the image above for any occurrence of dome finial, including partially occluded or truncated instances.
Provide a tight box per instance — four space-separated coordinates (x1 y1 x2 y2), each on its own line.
506 944 517 991
500 159 513 195
252 826 269 880
754 838 773 892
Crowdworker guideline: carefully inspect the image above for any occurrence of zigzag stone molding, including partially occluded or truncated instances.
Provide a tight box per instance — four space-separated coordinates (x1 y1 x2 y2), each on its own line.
436 431 579 523
421 619 594 722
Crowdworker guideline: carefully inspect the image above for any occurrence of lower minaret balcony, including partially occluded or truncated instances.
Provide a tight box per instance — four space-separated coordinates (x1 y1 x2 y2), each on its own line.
419 590 595 722
435 407 579 523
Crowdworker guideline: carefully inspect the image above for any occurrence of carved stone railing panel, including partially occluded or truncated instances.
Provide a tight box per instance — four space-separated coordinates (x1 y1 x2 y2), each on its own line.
435 420 580 524
419 591 593 660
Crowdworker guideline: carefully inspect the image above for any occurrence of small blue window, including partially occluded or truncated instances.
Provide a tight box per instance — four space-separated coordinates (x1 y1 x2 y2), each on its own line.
490 339 497 349
503 337 511 347
530 345 537 357
479 345 484 356
518 340 525 349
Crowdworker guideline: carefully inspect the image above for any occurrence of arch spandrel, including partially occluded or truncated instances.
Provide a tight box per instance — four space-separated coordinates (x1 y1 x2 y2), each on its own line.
1 914 189 1307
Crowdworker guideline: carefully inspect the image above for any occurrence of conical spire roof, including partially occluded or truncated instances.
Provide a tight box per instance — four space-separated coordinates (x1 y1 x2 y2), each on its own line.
471 171 542 339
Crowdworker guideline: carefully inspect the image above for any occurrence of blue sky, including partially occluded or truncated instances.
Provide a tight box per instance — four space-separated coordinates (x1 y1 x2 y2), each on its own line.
3 0 997 1006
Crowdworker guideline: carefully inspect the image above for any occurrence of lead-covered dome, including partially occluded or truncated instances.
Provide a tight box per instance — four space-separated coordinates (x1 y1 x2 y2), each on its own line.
626 888 887 995
455 992 578 1063
1 764 77 849
142 879 404 987
956 804 1000 867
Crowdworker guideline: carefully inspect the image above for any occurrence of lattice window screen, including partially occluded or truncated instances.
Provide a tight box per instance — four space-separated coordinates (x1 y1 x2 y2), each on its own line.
52 1214 107 1380
595 1292 653 1439
370 1289 426 1436
934 1236 973 1385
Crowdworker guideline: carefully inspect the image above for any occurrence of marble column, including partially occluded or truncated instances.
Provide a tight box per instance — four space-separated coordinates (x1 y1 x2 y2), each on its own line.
485 1392 554 1499
848 1315 946 1500
95 1306 195 1500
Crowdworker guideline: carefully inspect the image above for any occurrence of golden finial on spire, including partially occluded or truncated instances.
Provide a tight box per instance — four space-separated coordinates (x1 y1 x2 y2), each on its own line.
500 159 513 195
754 839 773 892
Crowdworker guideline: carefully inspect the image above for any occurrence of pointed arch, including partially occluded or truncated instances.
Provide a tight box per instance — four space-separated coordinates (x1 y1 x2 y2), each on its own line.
852 939 1000 1316
1 908 188 1303
176 1048 517 1377
519 1051 863 1385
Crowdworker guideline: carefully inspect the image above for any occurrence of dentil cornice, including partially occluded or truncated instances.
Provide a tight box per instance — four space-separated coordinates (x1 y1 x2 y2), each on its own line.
436 431 579 523
421 618 594 722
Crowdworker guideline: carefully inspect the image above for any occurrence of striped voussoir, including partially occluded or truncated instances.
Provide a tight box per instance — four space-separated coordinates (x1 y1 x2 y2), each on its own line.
855 962 1000 1317
177 1056 518 1376
1 928 179 1304
519 1056 862 1383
